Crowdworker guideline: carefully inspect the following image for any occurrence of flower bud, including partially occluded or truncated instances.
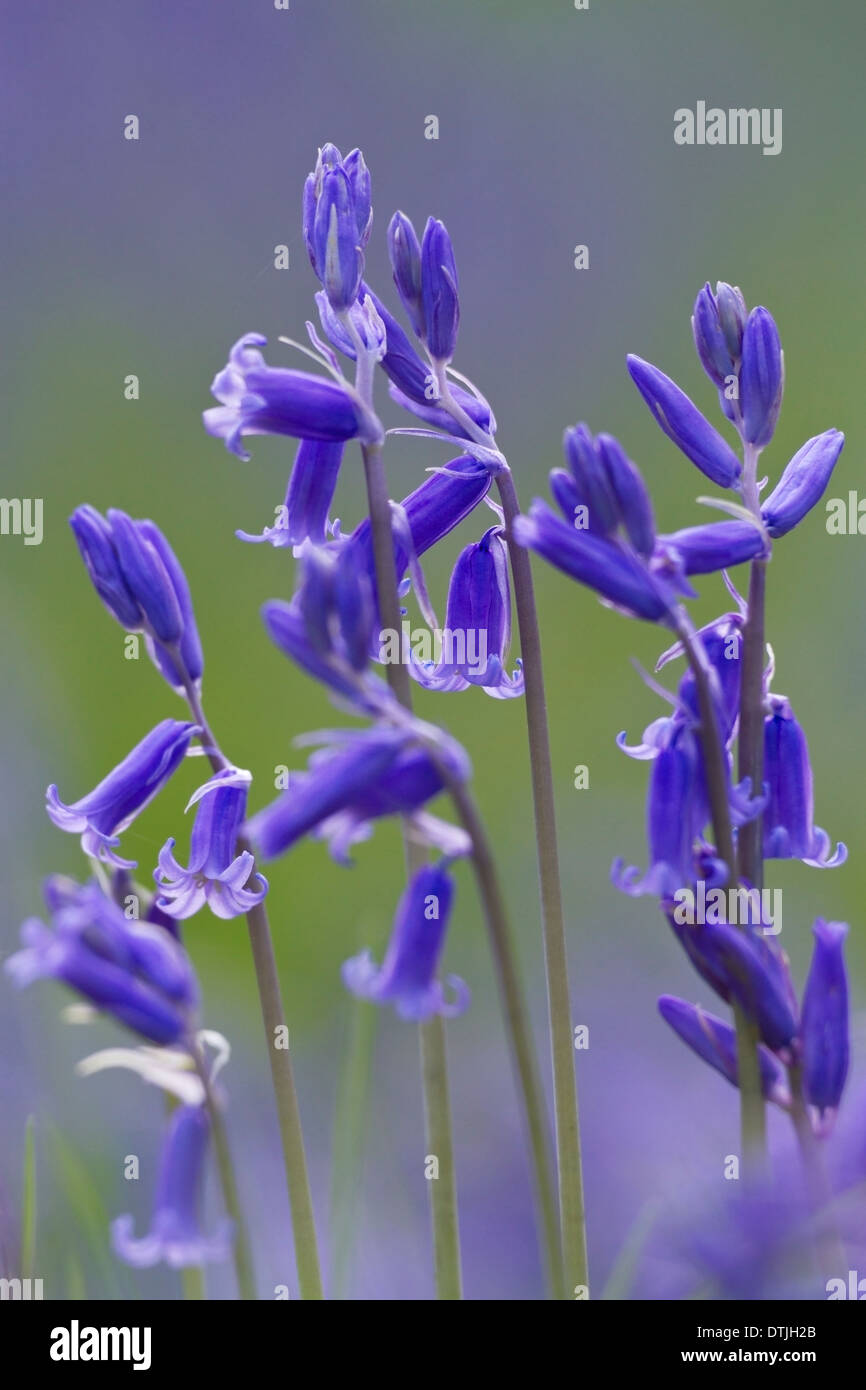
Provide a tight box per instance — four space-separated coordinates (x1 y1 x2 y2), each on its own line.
761 429 844 538
740 307 784 448
627 354 742 487
421 218 460 362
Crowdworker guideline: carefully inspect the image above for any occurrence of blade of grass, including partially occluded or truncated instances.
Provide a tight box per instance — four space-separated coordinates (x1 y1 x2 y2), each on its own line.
21 1116 36 1280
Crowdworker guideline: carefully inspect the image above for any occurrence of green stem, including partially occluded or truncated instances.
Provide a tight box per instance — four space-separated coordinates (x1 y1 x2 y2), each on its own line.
673 612 766 1166
183 682 324 1299
431 366 587 1296
181 1265 205 1300
195 1055 257 1300
360 437 463 1301
447 777 564 1300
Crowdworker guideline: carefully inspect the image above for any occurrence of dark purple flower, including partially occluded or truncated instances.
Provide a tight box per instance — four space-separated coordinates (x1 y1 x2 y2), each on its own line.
763 696 846 867
342 862 469 1021
659 520 768 575
155 769 267 921
409 526 524 699
659 613 743 744
800 919 849 1116
626 354 742 488
46 719 199 867
237 439 345 550
692 282 742 390
658 996 788 1103
514 500 674 622
740 307 784 448
70 507 204 690
246 729 470 865
203 334 362 460
303 144 369 310
351 283 496 437
112 1105 232 1268
596 432 656 557
387 210 425 340
420 218 460 363
613 720 709 897
6 879 197 1044
761 430 845 538
682 918 798 1052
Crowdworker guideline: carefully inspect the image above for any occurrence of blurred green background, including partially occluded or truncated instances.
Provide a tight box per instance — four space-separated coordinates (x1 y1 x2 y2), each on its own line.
2 0 865 1298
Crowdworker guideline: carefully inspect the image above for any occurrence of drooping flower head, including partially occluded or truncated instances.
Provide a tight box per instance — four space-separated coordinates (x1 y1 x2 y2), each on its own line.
799 919 849 1118
155 768 268 921
343 861 469 1021
236 438 345 551
762 695 846 868
46 719 199 867
112 1104 232 1268
204 333 364 461
6 878 198 1045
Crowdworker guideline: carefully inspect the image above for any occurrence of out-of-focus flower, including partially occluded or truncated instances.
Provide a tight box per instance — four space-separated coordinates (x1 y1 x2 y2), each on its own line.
763 696 846 867
46 719 199 867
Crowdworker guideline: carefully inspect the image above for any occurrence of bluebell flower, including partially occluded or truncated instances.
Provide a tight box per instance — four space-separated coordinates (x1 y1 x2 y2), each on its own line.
409 527 524 699
420 217 460 363
236 439 345 550
387 210 425 340
692 281 744 390
323 283 496 438
739 307 784 448
679 917 798 1052
763 695 846 867
614 716 763 899
626 354 742 487
302 144 370 310
155 769 268 921
761 430 845 538
46 719 199 867
247 728 470 865
657 612 743 745
514 500 677 622
800 919 849 1117
112 1104 232 1268
203 334 362 459
658 996 788 1103
658 520 767 574
6 879 197 1044
342 862 469 1020
70 507 204 690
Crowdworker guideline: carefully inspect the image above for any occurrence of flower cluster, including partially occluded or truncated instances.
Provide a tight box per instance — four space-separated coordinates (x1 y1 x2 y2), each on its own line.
518 280 850 1138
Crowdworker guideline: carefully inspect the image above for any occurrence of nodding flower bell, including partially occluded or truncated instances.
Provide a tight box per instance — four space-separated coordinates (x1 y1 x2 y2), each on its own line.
5 879 198 1045
303 143 370 311
626 354 742 488
237 439 345 550
70 506 204 691
203 334 363 460
246 727 471 866
387 210 425 340
155 769 268 921
762 695 846 867
342 862 469 1021
46 719 199 867
409 527 524 699
112 1104 232 1268
658 996 788 1104
799 919 850 1118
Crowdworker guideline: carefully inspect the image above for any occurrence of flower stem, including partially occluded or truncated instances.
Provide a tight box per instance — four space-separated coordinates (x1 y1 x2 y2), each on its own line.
447 776 565 1300
183 682 324 1299
360 437 463 1301
497 467 588 1296
673 611 766 1167
194 1054 257 1300
429 366 587 1296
